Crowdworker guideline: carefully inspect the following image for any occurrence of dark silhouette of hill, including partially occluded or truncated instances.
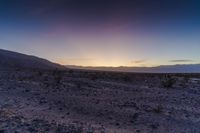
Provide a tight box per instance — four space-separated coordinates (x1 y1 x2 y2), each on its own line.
1 48 199 72
0 49 65 70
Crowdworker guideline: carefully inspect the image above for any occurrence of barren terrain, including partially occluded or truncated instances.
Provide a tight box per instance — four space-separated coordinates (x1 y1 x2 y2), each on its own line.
0 69 200 133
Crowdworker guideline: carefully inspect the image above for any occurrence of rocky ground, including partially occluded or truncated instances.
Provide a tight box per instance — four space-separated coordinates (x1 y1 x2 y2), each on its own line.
0 69 200 133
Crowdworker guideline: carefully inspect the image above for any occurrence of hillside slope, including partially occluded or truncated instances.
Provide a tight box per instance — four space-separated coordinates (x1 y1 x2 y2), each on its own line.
0 49 64 69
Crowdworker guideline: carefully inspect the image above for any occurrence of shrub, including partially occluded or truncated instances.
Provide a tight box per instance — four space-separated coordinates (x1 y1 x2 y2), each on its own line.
68 69 74 74
90 74 98 81
161 75 176 88
122 75 132 82
37 71 43 76
76 83 81 88
52 69 63 89
153 105 163 114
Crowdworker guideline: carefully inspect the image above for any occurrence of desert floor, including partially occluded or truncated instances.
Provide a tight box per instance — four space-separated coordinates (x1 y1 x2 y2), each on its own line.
0 69 200 133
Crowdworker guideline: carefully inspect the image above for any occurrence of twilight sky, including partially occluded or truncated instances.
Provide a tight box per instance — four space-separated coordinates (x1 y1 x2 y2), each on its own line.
0 0 200 67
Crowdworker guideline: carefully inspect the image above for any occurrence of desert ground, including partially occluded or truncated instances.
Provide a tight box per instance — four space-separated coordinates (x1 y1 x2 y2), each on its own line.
0 68 200 133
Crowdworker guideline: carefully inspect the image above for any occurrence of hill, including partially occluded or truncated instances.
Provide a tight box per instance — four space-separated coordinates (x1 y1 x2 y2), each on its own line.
0 49 64 70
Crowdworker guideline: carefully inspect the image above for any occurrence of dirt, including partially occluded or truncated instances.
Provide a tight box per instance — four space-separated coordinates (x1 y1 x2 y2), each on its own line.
0 69 200 133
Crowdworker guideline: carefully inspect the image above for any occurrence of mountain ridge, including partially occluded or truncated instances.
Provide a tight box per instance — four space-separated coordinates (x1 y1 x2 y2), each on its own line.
0 49 65 70
66 64 200 73
1 48 199 72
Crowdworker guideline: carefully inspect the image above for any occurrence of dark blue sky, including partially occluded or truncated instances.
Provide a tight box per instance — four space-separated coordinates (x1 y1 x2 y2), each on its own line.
1 0 200 66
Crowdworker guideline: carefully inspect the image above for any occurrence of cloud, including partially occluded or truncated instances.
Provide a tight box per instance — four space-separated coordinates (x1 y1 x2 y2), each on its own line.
131 59 146 64
169 60 194 63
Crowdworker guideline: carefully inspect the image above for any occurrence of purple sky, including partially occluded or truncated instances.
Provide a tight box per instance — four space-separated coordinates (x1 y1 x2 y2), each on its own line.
1 0 200 66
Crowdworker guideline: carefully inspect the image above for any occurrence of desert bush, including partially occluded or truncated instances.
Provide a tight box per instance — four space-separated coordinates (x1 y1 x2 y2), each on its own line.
179 76 189 88
68 69 74 74
52 69 63 89
153 105 163 114
161 75 176 88
37 71 43 76
90 74 98 81
122 75 132 82
76 83 81 88
183 76 190 85
56 124 83 133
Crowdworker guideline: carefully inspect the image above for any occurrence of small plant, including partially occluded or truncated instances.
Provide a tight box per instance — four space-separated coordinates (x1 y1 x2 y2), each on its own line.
76 83 81 88
153 105 163 114
52 69 63 89
37 71 43 76
90 74 98 81
161 75 176 88
68 69 74 74
122 75 132 82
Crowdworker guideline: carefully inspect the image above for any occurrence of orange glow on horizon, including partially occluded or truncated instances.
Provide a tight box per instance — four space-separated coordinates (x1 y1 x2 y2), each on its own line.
55 58 159 67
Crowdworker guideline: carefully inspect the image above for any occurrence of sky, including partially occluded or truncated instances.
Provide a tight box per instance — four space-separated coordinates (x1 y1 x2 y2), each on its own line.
0 0 200 67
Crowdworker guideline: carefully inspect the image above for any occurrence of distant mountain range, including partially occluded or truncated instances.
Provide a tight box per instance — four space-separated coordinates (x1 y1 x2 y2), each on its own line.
0 49 64 70
66 64 200 73
0 49 199 72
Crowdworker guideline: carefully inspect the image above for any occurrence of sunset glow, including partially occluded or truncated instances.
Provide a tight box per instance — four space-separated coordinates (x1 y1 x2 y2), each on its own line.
1 0 200 67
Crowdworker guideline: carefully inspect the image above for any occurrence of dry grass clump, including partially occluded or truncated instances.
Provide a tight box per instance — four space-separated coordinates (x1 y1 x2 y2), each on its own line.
161 75 176 88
